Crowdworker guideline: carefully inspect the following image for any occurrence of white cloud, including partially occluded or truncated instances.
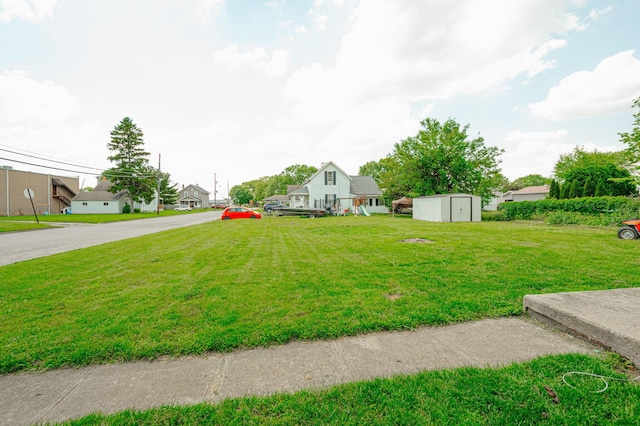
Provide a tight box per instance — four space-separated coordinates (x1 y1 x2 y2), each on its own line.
528 50 640 120
284 0 577 126
195 0 224 21
0 70 81 127
213 45 289 78
0 0 58 22
294 24 307 34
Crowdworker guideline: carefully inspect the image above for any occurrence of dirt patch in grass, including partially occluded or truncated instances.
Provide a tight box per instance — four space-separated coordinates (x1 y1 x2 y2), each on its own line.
400 238 433 244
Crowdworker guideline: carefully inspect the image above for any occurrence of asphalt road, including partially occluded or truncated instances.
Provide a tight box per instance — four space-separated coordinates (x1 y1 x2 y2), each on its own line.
0 211 221 267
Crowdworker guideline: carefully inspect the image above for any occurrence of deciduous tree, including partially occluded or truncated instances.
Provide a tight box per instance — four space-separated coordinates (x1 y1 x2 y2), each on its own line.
380 118 504 205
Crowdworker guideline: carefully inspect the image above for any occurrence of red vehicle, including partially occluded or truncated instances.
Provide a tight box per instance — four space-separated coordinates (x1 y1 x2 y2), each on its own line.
618 219 640 239
221 206 261 220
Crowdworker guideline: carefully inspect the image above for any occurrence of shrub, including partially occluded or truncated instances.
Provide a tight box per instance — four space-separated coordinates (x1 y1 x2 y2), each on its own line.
122 203 131 214
498 197 640 225
133 208 141 213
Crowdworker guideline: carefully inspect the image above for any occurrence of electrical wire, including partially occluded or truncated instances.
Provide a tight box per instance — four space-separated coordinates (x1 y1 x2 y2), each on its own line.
0 147 104 172
562 371 640 393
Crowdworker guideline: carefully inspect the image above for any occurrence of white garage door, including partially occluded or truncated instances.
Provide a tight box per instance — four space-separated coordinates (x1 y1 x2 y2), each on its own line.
451 197 471 222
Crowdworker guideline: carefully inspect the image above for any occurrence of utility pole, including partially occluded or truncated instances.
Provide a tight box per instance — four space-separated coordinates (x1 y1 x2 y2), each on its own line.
213 173 217 208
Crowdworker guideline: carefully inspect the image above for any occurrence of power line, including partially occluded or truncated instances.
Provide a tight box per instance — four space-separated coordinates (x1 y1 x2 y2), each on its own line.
0 147 104 172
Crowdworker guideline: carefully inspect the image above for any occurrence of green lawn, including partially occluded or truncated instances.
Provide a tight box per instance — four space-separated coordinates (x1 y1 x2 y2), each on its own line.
62 353 640 425
0 221 54 233
0 209 206 224
1 216 638 374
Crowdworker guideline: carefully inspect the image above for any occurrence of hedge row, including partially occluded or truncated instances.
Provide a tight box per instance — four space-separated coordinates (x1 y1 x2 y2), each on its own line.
497 197 640 225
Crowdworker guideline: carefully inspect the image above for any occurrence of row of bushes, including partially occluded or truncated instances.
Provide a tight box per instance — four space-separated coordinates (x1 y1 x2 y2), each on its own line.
492 197 640 226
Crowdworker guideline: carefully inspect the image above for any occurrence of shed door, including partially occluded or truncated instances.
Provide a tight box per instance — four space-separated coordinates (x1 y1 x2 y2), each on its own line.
451 197 471 222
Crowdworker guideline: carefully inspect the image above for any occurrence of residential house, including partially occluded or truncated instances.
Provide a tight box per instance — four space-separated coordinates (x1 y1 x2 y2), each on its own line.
287 161 388 214
177 184 210 209
71 179 160 214
502 185 550 202
0 167 78 216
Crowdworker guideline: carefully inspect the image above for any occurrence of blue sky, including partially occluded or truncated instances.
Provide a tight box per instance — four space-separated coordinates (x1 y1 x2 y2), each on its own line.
1 0 639 196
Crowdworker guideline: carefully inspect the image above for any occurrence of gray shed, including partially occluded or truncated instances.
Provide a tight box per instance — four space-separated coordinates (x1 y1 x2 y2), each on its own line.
412 194 481 222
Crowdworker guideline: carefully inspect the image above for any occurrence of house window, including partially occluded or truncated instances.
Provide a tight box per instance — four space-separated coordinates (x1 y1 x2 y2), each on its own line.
82 202 87 206
325 194 336 207
184 191 188 197
194 191 198 198
325 171 336 185
104 202 109 206
369 198 373 207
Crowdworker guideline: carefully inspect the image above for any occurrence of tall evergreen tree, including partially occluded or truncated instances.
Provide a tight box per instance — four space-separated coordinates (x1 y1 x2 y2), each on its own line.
559 182 569 199
583 177 595 197
569 180 581 198
104 117 157 211
594 178 606 197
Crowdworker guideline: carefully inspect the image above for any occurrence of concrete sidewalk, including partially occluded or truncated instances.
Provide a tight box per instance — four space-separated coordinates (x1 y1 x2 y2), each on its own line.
524 287 640 366
0 317 594 425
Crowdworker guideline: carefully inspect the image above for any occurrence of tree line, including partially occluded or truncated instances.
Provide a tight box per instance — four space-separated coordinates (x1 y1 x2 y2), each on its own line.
104 95 640 210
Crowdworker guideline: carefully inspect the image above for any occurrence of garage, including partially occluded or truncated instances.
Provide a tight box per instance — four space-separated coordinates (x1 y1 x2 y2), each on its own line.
412 194 481 222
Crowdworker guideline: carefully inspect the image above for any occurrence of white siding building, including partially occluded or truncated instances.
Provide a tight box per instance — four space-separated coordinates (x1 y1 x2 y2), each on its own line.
413 194 481 222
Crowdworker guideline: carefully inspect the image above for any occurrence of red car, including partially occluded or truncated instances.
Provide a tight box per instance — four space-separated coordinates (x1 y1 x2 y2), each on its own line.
221 206 262 220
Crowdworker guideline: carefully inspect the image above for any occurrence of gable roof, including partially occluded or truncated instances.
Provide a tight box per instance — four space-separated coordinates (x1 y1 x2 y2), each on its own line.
182 184 210 194
349 175 382 196
300 161 352 186
512 185 549 195
72 180 127 202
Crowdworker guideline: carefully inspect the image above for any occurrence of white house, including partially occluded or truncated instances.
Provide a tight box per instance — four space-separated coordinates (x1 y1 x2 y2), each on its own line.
287 161 388 214
413 194 482 222
71 179 159 214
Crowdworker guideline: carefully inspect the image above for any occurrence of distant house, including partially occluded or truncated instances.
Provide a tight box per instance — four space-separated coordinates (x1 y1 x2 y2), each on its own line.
71 179 159 214
0 167 78 216
287 161 388 214
177 184 210 209
502 185 550 202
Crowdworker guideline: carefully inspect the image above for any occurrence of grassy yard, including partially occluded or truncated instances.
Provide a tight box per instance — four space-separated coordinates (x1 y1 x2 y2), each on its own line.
0 221 54 233
0 209 206 224
62 353 640 425
1 216 639 374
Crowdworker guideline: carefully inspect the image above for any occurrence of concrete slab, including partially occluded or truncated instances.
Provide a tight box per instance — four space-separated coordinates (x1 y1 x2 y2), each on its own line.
43 356 222 424
0 317 598 425
524 288 640 366
0 367 93 426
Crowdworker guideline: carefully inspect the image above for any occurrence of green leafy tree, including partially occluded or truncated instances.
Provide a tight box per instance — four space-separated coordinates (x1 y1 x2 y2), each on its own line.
619 96 640 166
104 117 157 211
583 177 595 197
549 179 560 199
359 160 386 183
380 118 504 205
563 164 635 197
595 178 606 197
559 182 569 199
507 174 548 191
553 146 627 181
229 184 253 205
568 180 581 198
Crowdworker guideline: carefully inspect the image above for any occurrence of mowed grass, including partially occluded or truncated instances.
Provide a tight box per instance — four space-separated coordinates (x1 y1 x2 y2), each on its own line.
1 216 639 373
0 209 204 224
62 353 640 425
0 221 54 233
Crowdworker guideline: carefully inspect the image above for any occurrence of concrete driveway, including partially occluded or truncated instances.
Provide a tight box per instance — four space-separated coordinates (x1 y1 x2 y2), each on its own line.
0 211 221 267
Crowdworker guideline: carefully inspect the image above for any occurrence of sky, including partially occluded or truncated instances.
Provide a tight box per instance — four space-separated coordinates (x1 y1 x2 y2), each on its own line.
1 0 639 198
